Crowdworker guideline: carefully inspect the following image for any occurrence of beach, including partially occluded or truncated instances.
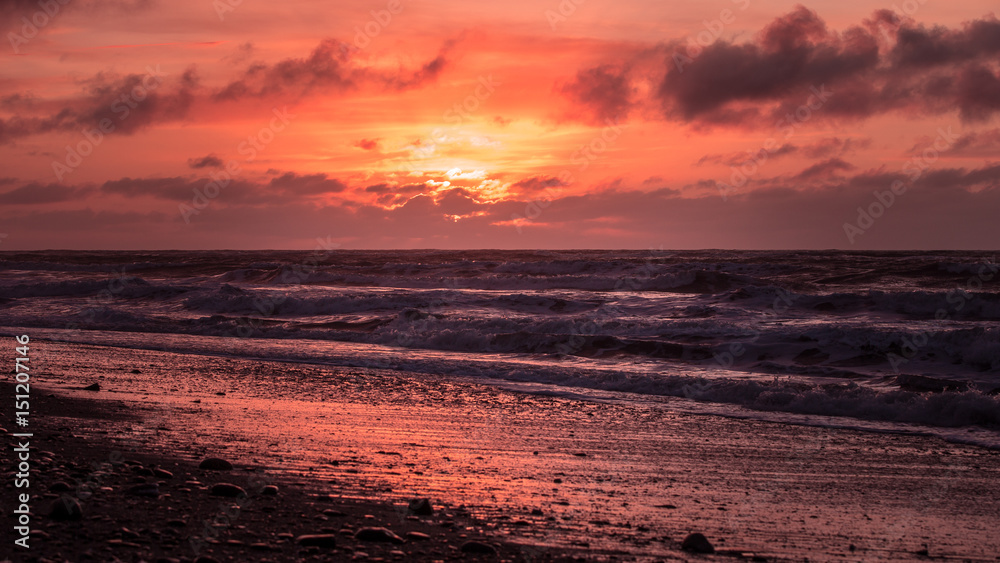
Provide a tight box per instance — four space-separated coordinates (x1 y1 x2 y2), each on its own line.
4 337 999 562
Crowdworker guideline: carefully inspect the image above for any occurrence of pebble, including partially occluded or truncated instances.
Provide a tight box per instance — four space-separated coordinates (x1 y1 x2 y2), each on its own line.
126 483 160 497
408 498 434 516
199 458 233 471
681 532 715 554
355 527 405 544
296 534 338 548
460 540 498 555
153 468 174 479
210 483 247 498
48 498 83 521
405 531 431 541
261 485 279 495
83 383 100 391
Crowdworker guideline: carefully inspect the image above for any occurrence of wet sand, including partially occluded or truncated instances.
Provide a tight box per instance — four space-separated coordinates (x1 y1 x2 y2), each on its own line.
4 338 1000 562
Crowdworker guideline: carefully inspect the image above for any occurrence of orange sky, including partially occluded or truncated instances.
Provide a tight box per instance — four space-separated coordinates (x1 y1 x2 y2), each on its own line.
1 0 998 249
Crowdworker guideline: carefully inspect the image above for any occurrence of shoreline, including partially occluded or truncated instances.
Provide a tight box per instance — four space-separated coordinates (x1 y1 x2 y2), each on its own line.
3 338 1000 562
1 380 549 562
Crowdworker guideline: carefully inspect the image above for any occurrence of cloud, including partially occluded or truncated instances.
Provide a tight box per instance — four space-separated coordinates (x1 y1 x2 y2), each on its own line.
212 38 453 102
1 0 153 27
94 173 349 206
792 157 855 181
6 164 1000 249
800 136 871 159
267 172 347 195
561 64 634 123
0 66 198 145
511 175 568 193
697 143 798 167
917 128 1000 157
0 182 92 204
1 35 453 145
659 6 879 121
187 154 224 169
355 138 380 151
101 177 203 200
566 7 1000 126
890 14 1000 68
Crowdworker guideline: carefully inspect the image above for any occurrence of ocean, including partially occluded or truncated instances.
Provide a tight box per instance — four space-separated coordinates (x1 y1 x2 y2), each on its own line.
2 249 999 448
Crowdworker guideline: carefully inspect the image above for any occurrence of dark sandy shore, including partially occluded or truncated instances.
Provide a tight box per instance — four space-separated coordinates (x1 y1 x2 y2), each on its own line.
1 380 563 562
4 338 1000 562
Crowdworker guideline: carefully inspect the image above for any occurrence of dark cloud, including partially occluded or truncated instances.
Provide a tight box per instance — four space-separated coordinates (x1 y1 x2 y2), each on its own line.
801 136 871 159
365 182 426 195
213 39 356 101
955 65 1000 121
433 188 483 216
0 182 92 204
6 164 1000 249
364 183 392 194
187 154 224 169
267 172 346 195
568 8 1000 125
511 175 568 192
918 164 1000 190
2 0 153 27
792 157 854 181
1 0 47 26
890 14 1000 68
213 38 452 101
98 173 349 203
561 64 634 123
659 6 880 121
355 138 380 151
697 143 798 167
697 136 871 169
919 128 1000 157
101 177 203 200
2 36 451 145
0 65 198 145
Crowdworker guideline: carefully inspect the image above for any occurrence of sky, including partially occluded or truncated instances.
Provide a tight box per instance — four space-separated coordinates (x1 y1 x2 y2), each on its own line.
1 0 998 249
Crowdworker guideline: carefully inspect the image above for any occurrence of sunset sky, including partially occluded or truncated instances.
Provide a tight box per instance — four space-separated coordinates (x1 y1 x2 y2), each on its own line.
1 0 998 249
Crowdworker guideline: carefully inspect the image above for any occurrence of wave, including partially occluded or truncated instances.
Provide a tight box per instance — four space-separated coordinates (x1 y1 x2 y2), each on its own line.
0 276 188 299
